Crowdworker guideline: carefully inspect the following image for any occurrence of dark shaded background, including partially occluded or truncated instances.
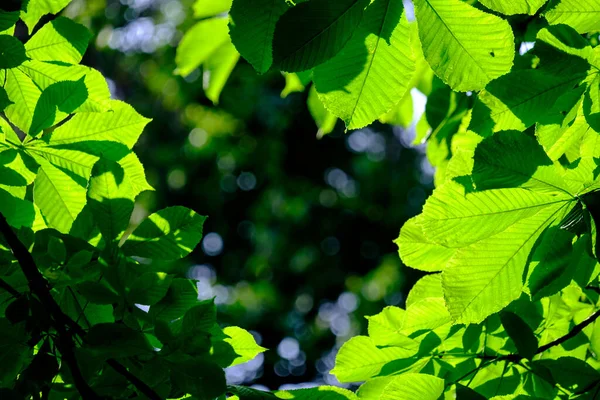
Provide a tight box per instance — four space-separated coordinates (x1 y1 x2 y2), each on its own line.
64 0 432 390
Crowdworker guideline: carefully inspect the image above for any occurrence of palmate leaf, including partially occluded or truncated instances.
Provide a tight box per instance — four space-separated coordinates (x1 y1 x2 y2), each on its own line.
414 0 514 92
397 130 600 323
24 17 91 64
121 206 206 260
271 0 369 72
357 374 444 400
544 0 600 34
478 0 548 15
229 0 289 74
313 0 415 130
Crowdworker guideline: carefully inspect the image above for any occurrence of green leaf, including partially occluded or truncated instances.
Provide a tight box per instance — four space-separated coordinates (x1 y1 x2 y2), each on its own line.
472 131 572 194
532 357 600 390
121 206 206 260
149 278 199 322
18 60 111 112
219 326 266 367
0 87 12 112
3 67 41 134
275 386 357 400
469 52 591 134
527 226 575 300
405 274 443 308
0 11 19 31
174 17 230 78
86 158 135 243
584 73 600 133
193 0 232 18
366 306 419 348
0 147 38 186
272 0 369 72
500 311 538 359
0 35 27 69
307 85 337 137
229 0 289 74
19 0 71 32
313 0 415 130
127 272 173 306
33 158 86 233
46 100 150 149
545 0 600 33
331 336 415 382
281 71 311 98
357 374 444 400
414 0 514 91
478 0 547 15
170 359 226 400
182 301 216 335
25 17 90 64
76 281 120 305
0 320 31 386
84 322 153 358
203 40 239 104
29 77 88 137
396 216 455 272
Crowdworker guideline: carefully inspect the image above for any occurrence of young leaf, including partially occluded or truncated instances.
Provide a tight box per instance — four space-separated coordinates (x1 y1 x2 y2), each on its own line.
229 0 289 74
272 0 369 72
313 0 415 130
202 40 239 104
307 85 337 137
414 0 514 91
500 311 538 360
121 206 206 260
24 17 90 64
86 158 135 244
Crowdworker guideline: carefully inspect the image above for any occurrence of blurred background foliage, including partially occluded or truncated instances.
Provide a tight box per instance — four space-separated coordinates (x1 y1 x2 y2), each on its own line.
60 0 434 390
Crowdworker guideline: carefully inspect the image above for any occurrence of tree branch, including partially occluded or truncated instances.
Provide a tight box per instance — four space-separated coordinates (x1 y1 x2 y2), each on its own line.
0 213 161 400
0 277 20 298
537 308 600 354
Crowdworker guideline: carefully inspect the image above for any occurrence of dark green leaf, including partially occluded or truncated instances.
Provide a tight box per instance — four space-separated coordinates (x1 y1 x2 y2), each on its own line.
0 35 26 69
500 311 538 360
272 0 369 72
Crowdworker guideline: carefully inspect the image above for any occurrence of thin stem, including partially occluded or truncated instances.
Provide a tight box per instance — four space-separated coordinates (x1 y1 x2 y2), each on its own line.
0 277 20 298
537 308 600 354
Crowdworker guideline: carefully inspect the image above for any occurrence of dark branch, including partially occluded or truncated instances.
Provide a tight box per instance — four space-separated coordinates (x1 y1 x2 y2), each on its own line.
0 213 162 400
0 214 100 400
537 308 600 354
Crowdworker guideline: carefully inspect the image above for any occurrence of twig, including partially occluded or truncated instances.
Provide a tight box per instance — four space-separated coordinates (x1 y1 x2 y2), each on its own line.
0 213 161 400
537 308 600 354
